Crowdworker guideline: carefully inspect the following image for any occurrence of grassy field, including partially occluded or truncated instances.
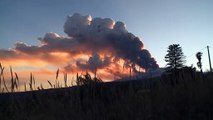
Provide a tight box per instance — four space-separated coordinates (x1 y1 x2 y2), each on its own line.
0 70 213 120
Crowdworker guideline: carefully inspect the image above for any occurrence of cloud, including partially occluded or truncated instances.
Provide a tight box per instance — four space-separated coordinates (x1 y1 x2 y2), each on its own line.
76 53 111 72
0 13 159 80
0 49 18 59
63 13 158 70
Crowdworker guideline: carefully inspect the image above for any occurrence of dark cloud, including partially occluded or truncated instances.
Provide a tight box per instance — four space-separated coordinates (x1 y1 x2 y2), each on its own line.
76 53 111 71
15 42 41 55
0 13 158 79
64 13 158 70
0 49 18 59
38 32 81 54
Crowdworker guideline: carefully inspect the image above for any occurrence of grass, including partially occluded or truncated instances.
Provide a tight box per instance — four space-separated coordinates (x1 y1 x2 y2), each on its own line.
0 63 213 120
0 63 9 93
0 63 103 93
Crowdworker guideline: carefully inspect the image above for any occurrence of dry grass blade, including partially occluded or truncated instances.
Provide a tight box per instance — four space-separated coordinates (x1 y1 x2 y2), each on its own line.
0 63 4 75
15 73 19 83
33 75 35 90
29 73 33 91
0 63 2 91
55 69 60 88
56 68 59 80
71 76 75 86
0 63 8 92
15 72 19 91
2 88 4 93
64 73 67 87
0 63 5 92
3 79 9 93
40 83 44 90
47 80 53 88
10 66 14 92
94 77 103 83
76 73 80 86
24 83 27 92
0 75 1 92
37 86 40 90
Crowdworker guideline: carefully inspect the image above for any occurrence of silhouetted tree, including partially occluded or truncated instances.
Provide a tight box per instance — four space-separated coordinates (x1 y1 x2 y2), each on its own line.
165 44 186 70
196 52 203 72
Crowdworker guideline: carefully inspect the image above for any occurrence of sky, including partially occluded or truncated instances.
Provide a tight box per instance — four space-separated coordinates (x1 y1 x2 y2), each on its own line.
0 0 213 86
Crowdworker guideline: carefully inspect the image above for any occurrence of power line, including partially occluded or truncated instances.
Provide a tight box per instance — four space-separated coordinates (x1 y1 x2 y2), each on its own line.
186 46 207 59
209 46 213 49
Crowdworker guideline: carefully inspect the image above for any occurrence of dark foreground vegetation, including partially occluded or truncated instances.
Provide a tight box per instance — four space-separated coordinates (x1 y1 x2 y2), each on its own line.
0 70 213 120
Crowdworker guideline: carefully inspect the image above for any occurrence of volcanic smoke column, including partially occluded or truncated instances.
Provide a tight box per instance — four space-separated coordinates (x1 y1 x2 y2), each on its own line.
64 13 159 72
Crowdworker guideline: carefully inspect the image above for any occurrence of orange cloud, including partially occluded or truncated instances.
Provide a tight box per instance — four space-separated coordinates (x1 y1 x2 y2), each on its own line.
0 13 159 86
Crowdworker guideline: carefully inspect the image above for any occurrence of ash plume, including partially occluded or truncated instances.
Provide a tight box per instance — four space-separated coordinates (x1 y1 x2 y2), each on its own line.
76 53 111 75
0 13 159 80
64 13 159 71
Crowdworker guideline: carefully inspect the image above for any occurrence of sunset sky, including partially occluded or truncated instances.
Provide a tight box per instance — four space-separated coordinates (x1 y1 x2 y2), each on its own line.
0 0 213 86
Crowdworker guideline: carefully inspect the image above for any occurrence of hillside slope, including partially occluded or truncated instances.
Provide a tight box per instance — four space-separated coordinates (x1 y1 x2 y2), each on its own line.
0 72 213 120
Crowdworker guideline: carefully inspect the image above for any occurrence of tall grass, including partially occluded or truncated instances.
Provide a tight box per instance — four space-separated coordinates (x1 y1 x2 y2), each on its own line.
0 63 3 91
76 72 102 86
64 72 68 87
29 73 35 91
0 63 9 93
0 62 103 93
55 68 59 88
9 67 20 92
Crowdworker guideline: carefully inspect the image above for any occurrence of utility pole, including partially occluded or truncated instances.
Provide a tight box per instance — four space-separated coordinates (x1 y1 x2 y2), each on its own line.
207 46 212 72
